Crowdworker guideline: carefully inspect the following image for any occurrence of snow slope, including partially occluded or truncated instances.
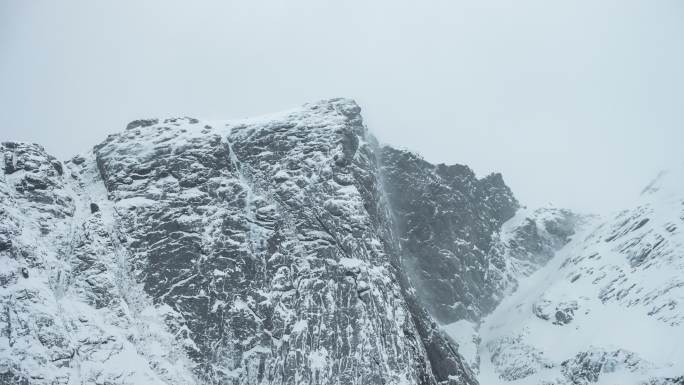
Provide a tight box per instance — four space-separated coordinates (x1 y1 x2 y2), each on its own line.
476 166 684 385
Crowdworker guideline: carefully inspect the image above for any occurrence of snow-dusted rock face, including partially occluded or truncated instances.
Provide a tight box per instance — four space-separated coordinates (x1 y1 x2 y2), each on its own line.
4 98 680 385
477 169 684 385
90 98 482 385
0 142 196 385
2 99 516 385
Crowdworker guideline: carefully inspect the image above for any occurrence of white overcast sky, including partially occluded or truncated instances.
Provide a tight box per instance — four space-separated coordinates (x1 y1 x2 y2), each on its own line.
1 0 683 213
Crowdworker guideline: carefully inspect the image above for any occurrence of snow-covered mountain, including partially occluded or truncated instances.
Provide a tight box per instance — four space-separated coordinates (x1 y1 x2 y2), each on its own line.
474 168 684 385
0 99 681 385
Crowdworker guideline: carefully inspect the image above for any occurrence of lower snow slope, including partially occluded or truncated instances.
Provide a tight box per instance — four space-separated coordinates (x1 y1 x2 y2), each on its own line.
475 168 684 385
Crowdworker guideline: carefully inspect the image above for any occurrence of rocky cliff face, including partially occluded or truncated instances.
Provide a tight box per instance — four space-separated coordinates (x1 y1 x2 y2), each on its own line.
3 99 679 385
1 99 522 385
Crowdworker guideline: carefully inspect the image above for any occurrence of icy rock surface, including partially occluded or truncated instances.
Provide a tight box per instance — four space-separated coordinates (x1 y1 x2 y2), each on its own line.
2 99 506 385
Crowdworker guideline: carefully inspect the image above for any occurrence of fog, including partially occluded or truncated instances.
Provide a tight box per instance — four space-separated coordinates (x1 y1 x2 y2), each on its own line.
2 0 683 213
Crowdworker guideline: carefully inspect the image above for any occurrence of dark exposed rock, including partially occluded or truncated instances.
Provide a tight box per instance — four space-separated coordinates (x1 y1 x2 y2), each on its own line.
643 376 684 385
70 155 86 165
126 118 159 130
561 349 650 384
532 299 578 325
0 231 11 252
51 160 63 175
0 368 30 385
1 142 73 219
90 203 99 213
554 307 574 325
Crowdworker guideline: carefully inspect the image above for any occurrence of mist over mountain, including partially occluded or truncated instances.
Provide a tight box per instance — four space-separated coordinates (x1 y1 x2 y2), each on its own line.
4 1 684 215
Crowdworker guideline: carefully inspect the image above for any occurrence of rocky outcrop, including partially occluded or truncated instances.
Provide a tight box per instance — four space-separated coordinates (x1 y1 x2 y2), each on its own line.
379 147 519 323
560 349 653 384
